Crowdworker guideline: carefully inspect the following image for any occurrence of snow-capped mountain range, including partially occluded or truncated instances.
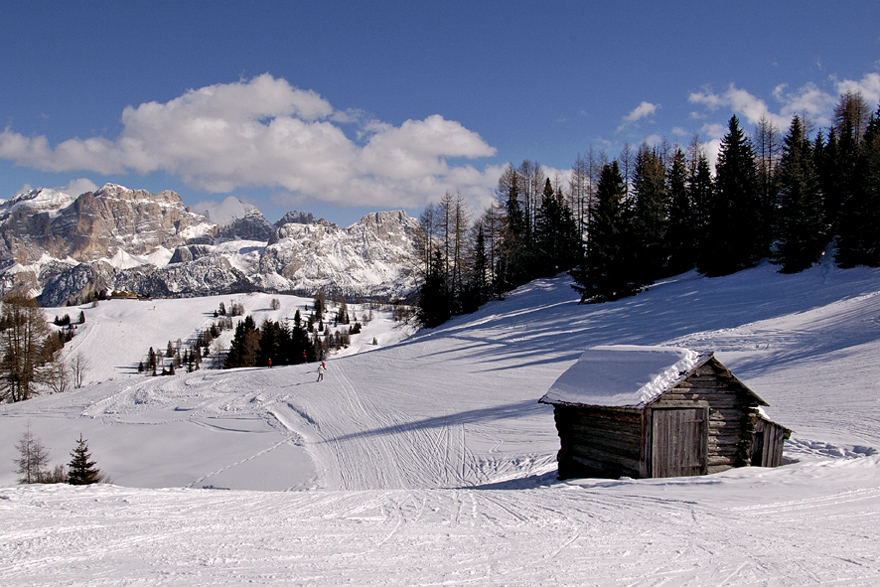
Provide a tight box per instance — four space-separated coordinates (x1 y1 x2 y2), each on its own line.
0 184 422 305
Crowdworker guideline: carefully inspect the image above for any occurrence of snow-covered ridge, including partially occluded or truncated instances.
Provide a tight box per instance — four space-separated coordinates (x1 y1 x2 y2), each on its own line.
0 187 75 221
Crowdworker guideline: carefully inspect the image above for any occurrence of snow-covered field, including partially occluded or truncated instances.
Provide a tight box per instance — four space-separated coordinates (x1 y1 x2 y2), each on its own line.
3 260 880 585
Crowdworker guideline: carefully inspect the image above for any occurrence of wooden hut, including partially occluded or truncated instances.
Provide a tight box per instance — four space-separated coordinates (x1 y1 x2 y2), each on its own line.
538 345 791 480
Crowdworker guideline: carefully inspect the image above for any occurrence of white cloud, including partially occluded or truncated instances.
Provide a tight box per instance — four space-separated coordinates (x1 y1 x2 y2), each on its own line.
0 74 498 210
57 178 99 196
700 123 726 141
624 101 659 122
689 75 877 134
643 134 663 147
775 83 836 127
836 72 880 108
690 84 787 128
618 101 659 132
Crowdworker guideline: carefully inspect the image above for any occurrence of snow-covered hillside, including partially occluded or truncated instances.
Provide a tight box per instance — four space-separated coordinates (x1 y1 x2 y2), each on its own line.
2 261 880 585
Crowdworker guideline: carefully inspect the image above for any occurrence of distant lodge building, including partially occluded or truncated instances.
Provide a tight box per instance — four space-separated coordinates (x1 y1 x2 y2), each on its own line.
539 346 791 480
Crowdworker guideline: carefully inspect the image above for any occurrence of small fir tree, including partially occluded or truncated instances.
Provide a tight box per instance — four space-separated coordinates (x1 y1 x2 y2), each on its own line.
67 434 105 485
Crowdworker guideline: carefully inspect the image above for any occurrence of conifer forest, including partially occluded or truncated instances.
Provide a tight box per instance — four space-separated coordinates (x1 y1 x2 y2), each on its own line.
417 92 880 326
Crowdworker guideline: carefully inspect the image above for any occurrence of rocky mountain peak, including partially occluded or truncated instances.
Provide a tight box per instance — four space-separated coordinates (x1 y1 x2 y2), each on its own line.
0 187 75 222
0 185 423 304
275 210 336 228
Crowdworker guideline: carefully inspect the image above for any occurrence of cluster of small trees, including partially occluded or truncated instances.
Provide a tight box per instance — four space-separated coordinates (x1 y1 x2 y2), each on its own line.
416 167 584 327
53 311 85 327
214 301 245 318
14 426 106 485
224 294 371 369
225 312 317 368
416 91 880 321
140 317 232 376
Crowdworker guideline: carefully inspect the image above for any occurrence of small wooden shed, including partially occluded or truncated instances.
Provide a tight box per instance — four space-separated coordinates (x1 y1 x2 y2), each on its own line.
538 345 791 480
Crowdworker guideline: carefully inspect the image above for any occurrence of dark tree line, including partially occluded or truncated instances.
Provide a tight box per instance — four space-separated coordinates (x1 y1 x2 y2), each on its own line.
224 313 317 368
224 297 365 369
417 173 581 327
417 92 880 322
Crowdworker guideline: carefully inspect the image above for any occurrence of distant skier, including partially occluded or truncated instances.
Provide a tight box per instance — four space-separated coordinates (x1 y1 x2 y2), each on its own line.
316 361 326 382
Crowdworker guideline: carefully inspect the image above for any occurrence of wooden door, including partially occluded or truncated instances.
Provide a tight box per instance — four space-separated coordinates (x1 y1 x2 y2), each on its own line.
651 407 708 478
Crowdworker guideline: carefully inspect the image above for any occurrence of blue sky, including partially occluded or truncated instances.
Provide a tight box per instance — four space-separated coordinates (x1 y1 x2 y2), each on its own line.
2 1 879 226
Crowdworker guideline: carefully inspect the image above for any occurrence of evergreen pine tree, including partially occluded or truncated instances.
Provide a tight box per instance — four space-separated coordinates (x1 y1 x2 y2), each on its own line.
572 161 643 302
632 144 669 280
838 107 880 266
67 434 104 485
417 250 452 327
774 115 827 272
225 316 259 368
535 178 580 277
836 107 880 267
257 319 283 367
147 347 157 376
699 115 762 276
496 166 527 292
666 147 696 274
815 129 840 231
689 147 714 257
460 223 490 314
754 115 782 254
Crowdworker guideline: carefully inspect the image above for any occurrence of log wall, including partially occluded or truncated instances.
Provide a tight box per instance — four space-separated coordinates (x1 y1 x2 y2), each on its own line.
653 359 759 474
553 405 643 479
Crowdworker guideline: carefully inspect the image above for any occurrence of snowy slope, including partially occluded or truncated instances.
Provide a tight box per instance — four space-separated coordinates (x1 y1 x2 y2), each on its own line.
3 260 880 585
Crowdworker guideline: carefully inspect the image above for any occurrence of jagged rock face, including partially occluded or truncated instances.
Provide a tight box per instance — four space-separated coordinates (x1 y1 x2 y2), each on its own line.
53 184 213 261
0 184 214 265
274 210 336 228
36 261 116 307
0 183 423 305
114 256 255 299
168 245 216 264
0 188 76 263
215 209 275 242
260 210 421 297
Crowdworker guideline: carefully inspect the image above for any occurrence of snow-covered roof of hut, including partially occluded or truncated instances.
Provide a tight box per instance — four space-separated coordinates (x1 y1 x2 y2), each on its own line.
539 345 710 409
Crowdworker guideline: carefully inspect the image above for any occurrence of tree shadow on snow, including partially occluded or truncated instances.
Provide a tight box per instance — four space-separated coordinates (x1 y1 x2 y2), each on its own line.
323 399 549 444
